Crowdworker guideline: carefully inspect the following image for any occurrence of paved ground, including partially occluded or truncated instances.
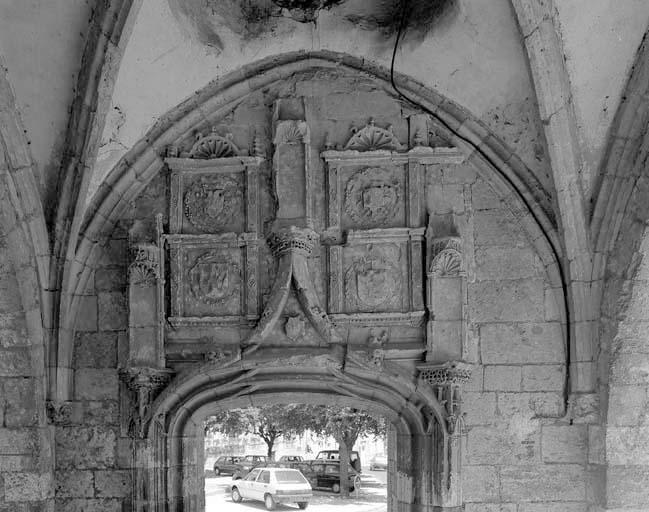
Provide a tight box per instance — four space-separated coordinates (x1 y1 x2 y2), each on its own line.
205 472 387 512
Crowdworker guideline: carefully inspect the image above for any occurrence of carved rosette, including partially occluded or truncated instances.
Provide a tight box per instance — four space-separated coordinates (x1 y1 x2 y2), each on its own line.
267 226 319 258
429 237 463 276
129 244 159 286
119 367 174 438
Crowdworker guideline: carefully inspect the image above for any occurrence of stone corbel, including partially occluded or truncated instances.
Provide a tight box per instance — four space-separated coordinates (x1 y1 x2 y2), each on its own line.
417 360 472 509
119 367 174 438
46 400 72 426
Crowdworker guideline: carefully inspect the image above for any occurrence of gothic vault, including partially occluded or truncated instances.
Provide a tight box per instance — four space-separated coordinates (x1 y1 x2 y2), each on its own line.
0 0 649 511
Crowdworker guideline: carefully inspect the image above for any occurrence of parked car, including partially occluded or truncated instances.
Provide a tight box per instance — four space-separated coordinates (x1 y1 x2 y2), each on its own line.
277 455 304 467
213 455 242 476
369 454 387 471
305 461 358 493
231 467 312 510
232 455 270 480
314 449 361 472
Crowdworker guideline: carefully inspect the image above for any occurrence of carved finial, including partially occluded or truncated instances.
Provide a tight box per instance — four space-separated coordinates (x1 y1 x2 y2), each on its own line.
253 131 265 157
413 128 426 147
324 132 335 150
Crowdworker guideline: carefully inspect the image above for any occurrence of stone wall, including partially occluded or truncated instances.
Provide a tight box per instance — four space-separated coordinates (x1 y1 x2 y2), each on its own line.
55 69 592 510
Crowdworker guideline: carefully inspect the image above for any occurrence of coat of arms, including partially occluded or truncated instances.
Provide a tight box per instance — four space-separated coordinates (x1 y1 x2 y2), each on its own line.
344 168 402 226
187 253 237 306
345 245 401 311
285 315 306 341
184 175 241 231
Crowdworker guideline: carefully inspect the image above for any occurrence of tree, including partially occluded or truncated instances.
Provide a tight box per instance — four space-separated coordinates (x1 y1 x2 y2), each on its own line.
305 405 386 498
205 404 313 458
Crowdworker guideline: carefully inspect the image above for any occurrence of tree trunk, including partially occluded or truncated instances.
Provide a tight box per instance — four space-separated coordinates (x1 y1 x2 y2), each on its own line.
338 437 350 498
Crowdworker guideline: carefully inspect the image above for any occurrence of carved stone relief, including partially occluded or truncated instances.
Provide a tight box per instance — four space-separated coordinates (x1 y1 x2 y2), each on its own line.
344 167 403 227
187 250 239 309
344 119 405 152
183 174 242 232
344 244 402 312
129 244 159 286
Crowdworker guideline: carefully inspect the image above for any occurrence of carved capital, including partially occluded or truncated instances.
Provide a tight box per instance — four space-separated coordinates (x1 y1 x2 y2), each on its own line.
417 361 472 386
268 226 319 257
129 244 159 286
429 236 462 276
119 366 174 438
46 400 72 426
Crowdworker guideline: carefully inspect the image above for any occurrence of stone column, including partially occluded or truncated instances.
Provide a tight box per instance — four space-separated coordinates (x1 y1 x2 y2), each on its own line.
417 361 472 510
425 237 465 362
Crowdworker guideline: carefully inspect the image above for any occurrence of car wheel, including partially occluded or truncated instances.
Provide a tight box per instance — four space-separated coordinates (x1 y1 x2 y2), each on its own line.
231 487 242 503
298 502 309 509
213 467 220 476
332 482 341 494
264 493 276 510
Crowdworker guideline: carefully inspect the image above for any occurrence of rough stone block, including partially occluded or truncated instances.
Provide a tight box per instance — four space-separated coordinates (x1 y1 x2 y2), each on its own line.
497 392 564 418
473 210 527 247
463 392 496 426
461 465 500 502
70 400 119 426
475 247 541 281
430 278 463 319
607 466 649 508
98 239 127 267
74 369 118 401
116 437 133 468
428 182 465 215
469 280 544 322
3 377 37 427
569 393 600 424
470 179 500 210
97 292 127 331
73 332 117 368
94 470 131 498
588 425 605 465
518 504 587 512
500 464 585 501
0 428 37 455
484 366 521 391
55 471 94 498
464 366 484 392
480 322 564 364
466 426 539 464
522 364 564 391
0 348 32 376
429 320 462 360
0 326 28 348
75 295 98 331
541 425 587 463
4 472 52 501
55 427 116 470
54 499 122 512
607 427 649 465
465 505 516 512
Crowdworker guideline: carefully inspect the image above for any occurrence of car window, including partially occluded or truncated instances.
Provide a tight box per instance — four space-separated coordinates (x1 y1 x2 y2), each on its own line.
259 471 270 484
216 456 224 462
312 464 324 472
245 469 261 481
275 470 308 484
325 465 338 474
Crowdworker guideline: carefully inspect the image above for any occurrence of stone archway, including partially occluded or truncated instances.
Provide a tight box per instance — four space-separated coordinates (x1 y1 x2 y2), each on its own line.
139 352 460 512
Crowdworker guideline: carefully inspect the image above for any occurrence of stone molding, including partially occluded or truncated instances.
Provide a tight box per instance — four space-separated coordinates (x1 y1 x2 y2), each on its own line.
45 400 72 425
267 226 319 257
417 361 472 387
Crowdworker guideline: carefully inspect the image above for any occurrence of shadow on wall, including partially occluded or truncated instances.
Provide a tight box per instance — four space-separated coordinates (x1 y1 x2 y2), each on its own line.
167 0 458 51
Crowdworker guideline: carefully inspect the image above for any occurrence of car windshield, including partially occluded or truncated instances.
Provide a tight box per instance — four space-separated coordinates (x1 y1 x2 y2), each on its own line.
274 470 308 484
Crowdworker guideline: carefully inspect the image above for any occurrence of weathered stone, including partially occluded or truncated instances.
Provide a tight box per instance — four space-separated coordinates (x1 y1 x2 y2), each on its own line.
473 210 528 247
4 472 52 501
541 425 587 463
500 464 585 501
518 504 587 512
0 428 37 455
463 392 497 426
607 385 648 426
469 280 545 322
54 499 122 512
610 352 649 385
465 505 516 512
484 365 521 391
73 332 117 368
73 369 119 401
607 427 649 465
75 295 98 331
521 364 564 391
55 470 94 498
95 267 126 292
55 427 116 470
0 348 32 376
97 292 127 331
94 470 132 498
607 466 649 508
496 392 564 418
3 377 38 427
480 323 564 364
466 426 539 464
475 246 541 281
461 465 500 502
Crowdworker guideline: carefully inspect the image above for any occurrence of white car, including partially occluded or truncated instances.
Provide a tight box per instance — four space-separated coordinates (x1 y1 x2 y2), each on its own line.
231 467 312 510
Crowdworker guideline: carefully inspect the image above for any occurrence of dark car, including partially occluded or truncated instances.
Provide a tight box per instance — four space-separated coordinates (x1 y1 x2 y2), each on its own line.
232 455 270 480
314 449 361 472
304 461 358 493
213 455 242 476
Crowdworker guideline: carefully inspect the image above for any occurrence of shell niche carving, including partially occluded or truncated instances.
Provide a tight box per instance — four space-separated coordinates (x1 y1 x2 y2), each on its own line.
344 119 405 152
189 131 242 159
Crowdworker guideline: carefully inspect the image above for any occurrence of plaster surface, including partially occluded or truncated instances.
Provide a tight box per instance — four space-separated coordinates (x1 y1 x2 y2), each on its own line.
91 0 550 205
